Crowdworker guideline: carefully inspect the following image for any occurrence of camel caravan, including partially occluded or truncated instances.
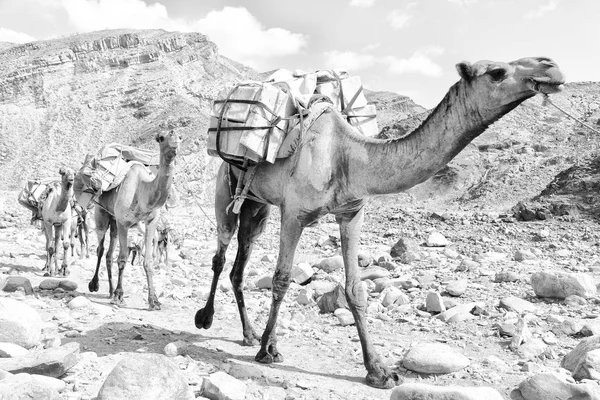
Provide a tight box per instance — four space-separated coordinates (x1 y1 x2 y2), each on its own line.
17 56 565 389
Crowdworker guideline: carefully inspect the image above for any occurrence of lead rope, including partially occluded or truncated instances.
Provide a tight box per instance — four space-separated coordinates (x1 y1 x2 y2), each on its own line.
542 94 600 135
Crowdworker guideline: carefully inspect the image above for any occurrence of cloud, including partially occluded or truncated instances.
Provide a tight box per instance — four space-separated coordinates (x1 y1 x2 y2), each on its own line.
60 0 175 31
193 7 307 69
323 50 376 71
447 0 479 5
525 0 560 19
383 47 445 76
388 9 413 30
0 27 36 43
350 0 375 7
0 1 307 70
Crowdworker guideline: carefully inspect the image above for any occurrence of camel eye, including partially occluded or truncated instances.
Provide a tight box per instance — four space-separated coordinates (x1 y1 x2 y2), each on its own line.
157 135 164 143
488 68 507 81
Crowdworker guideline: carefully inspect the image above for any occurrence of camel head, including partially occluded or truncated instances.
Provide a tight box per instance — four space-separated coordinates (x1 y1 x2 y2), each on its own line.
456 57 564 115
156 130 180 163
58 167 75 189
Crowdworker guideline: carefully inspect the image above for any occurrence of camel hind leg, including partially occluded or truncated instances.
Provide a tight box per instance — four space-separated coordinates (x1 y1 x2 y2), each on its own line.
196 163 239 330
230 200 270 346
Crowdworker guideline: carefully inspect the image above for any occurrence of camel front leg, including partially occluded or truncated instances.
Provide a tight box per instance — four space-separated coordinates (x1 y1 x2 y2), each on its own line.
53 225 62 277
196 165 239 330
338 208 399 389
43 222 55 275
142 216 161 310
231 201 270 346
113 222 131 306
256 213 303 364
60 220 71 276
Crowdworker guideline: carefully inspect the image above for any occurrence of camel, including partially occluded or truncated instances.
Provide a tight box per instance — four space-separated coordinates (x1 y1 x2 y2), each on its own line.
70 203 90 259
41 168 75 276
195 57 565 388
88 130 180 310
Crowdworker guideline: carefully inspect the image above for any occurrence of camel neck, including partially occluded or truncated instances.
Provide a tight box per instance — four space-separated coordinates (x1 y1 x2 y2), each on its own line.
56 182 72 213
143 151 174 209
358 81 525 196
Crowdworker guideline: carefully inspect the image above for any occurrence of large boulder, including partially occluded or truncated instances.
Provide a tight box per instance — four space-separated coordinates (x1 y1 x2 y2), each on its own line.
97 353 193 400
517 371 600 400
562 335 600 380
0 372 61 400
531 271 597 299
391 383 503 400
0 298 42 349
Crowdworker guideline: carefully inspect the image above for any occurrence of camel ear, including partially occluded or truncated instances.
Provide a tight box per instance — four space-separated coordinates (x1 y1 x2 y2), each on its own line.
59 167 65 175
456 62 474 82
155 133 164 143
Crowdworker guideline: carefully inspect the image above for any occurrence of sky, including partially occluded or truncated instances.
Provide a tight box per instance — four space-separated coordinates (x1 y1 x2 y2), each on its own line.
0 0 597 108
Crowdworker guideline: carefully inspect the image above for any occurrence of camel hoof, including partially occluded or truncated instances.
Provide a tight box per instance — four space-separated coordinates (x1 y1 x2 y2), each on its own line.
148 297 161 311
242 335 260 347
195 308 214 330
365 370 402 389
255 349 274 364
88 280 99 293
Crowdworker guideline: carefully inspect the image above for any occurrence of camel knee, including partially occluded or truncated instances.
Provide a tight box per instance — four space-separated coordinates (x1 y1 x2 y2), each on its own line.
345 280 367 311
212 253 225 273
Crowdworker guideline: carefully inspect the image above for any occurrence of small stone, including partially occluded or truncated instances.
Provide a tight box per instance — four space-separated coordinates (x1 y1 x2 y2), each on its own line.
357 251 372 267
334 308 355 326
494 271 520 283
255 275 272 290
58 280 78 292
201 371 247 400
403 343 470 373
291 263 314 285
317 285 348 313
314 256 344 274
390 238 421 264
0 342 29 358
499 296 537 314
0 342 80 377
38 279 61 291
67 296 90 309
381 287 404 308
446 279 468 297
360 266 390 281
564 295 587 307
426 232 450 247
426 291 446 313
515 249 536 262
163 341 187 357
296 287 315 306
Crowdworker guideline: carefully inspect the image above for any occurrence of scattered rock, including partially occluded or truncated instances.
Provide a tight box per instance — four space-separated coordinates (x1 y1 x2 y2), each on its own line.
391 382 504 400
58 280 78 291
0 342 80 377
514 249 536 262
436 302 483 323
296 287 315 306
255 274 273 290
0 276 33 295
67 296 91 309
97 353 193 400
360 266 390 281
499 296 538 314
163 341 187 357
446 279 468 297
381 287 404 308
426 232 450 247
562 336 600 378
426 291 446 313
201 371 247 400
227 360 263 380
291 263 314 285
357 251 372 267
494 271 520 283
38 279 61 291
317 285 348 313
0 372 61 400
314 256 344 274
390 238 421 263
402 343 470 374
531 271 597 299
0 342 29 358
517 371 600 400
0 297 42 349
334 308 354 326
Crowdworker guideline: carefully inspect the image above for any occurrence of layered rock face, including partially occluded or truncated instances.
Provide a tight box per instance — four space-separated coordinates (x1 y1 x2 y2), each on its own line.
0 29 257 200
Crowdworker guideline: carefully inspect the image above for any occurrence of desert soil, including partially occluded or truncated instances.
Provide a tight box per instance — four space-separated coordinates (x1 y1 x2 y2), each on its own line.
1 189 600 400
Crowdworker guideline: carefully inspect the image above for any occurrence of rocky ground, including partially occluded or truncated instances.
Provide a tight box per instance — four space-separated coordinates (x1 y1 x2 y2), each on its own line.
2 187 600 399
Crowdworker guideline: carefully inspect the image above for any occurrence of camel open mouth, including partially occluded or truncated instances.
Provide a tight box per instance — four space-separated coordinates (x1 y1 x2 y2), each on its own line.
528 78 565 94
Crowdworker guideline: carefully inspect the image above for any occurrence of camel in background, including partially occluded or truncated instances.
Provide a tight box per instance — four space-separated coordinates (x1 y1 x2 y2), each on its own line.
70 203 90 259
89 130 180 310
195 57 565 388
41 168 75 276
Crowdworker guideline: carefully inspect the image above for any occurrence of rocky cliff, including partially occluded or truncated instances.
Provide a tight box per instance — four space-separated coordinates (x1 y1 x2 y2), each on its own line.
0 29 257 203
